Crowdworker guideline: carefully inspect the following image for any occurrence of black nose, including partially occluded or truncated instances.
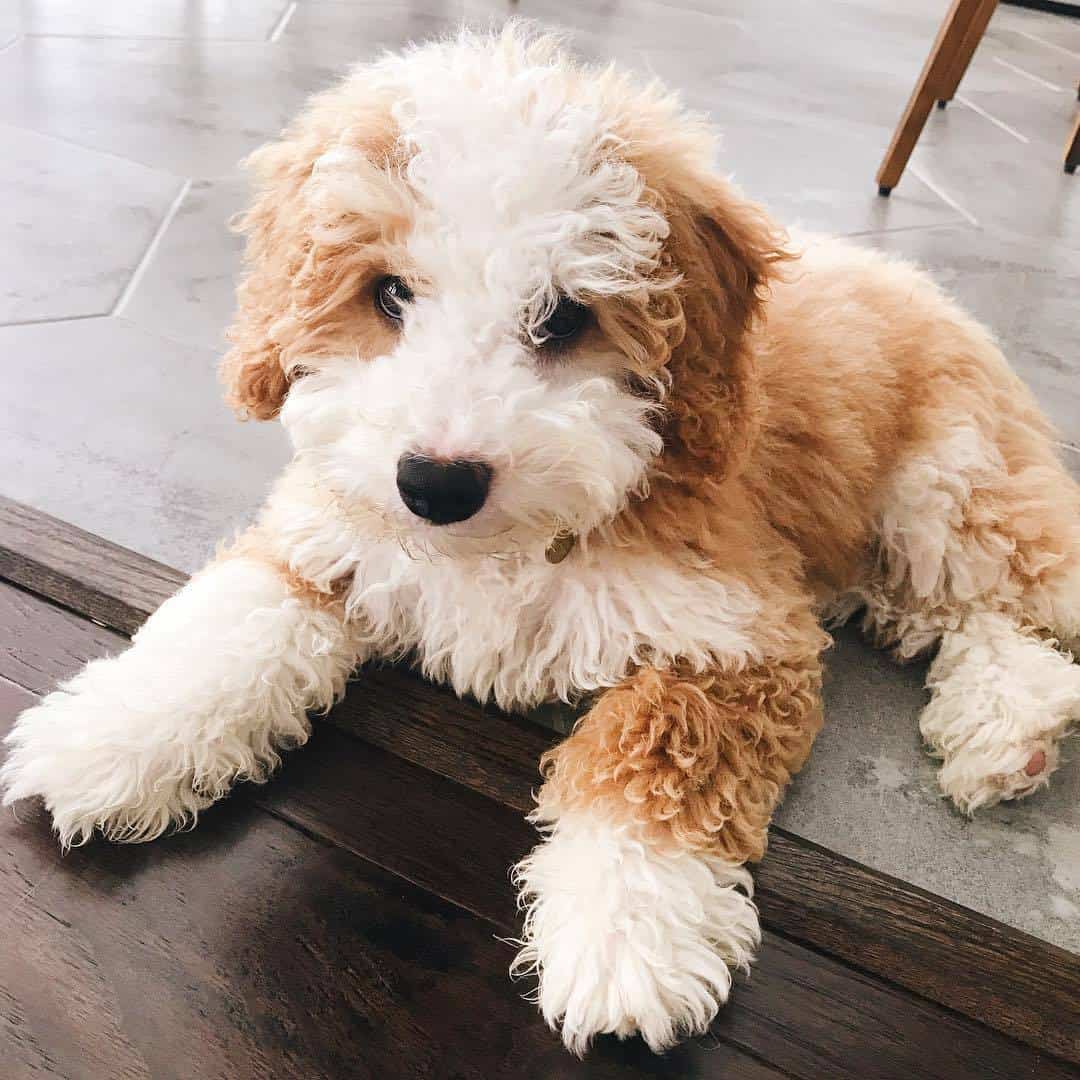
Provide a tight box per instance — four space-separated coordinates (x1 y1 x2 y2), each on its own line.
396 454 493 525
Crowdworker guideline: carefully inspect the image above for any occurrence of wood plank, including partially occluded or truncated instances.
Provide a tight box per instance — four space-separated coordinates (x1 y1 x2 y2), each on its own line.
252 717 1077 1080
0 495 183 636
333 679 1080 1065
1 816 788 1080
754 832 1080 1067
2 496 1079 1064
2 592 1072 1080
0 582 124 696
0 616 785 1079
339 665 552 815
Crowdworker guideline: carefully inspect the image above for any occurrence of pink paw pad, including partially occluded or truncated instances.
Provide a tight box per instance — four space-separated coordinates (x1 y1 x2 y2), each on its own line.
1024 750 1047 778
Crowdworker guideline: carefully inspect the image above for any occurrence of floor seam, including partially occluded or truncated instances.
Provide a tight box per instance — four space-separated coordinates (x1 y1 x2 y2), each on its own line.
112 178 192 317
267 2 298 44
759 923 1077 1068
955 93 1031 144
1012 26 1080 61
3 119 188 177
991 54 1069 93
21 32 275 43
908 161 981 226
839 220 974 239
0 312 109 329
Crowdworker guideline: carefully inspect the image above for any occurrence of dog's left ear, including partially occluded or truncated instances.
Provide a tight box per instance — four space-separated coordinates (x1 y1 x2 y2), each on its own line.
663 175 790 476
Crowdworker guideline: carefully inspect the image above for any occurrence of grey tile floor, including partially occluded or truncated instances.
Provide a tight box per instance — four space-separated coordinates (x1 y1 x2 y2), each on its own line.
2 0 1078 950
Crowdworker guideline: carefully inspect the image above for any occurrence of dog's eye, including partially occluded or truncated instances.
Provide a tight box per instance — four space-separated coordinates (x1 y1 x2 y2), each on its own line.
375 276 413 322
538 296 590 345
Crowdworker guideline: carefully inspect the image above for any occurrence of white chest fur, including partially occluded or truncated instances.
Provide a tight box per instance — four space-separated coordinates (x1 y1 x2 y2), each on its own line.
346 541 761 711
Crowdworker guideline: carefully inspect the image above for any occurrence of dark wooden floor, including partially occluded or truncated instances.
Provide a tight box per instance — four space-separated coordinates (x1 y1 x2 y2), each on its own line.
1 496 1078 1079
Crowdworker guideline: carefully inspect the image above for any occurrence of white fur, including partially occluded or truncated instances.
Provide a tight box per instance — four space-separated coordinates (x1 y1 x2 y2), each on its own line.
880 425 1010 604
3 28 1077 1060
279 32 680 570
1 558 357 847
846 427 1080 811
511 811 759 1055
860 425 1017 659
921 611 1080 812
281 347 662 565
347 535 759 711
258 462 762 711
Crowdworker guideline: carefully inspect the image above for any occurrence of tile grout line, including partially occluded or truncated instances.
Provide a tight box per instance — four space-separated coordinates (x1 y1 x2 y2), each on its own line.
6 119 241 186
0 312 108 329
112 178 192 317
1012 27 1080 62
23 32 280 43
4 119 189 177
908 162 980 227
954 94 1030 145
991 55 1067 93
267 1 298 44
110 312 225 356
840 220 974 240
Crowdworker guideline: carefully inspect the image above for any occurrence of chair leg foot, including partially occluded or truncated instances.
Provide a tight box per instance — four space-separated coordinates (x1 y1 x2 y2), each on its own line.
1067 164 1077 175
937 99 948 109
878 184 893 196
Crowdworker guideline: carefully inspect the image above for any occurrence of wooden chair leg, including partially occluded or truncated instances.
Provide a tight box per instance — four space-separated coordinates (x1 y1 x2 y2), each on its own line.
936 0 999 109
1065 110 1080 175
876 0 987 195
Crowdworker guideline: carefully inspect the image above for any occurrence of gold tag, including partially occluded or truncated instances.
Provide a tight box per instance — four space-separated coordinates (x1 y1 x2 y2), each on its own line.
545 531 576 564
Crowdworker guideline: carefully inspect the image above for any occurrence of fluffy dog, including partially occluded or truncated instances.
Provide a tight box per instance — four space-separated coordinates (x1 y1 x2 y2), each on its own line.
4 25 1080 1055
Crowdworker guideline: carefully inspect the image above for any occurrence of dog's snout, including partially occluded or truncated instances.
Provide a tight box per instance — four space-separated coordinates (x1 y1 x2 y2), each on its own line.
396 454 493 525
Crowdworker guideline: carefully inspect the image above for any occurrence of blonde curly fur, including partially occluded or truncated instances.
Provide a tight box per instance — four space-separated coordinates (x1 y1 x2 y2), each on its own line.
3 23 1079 1055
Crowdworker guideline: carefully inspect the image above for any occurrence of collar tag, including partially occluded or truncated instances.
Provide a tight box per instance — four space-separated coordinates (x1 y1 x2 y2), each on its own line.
545 531 576 565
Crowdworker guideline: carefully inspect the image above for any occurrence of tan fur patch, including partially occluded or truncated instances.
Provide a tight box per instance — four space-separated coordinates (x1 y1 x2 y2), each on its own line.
537 654 824 864
223 532 351 612
221 99 411 419
219 33 1080 866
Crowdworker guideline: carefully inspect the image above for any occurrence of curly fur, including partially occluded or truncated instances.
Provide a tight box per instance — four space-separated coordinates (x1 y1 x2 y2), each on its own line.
534 656 824 864
4 23 1080 1055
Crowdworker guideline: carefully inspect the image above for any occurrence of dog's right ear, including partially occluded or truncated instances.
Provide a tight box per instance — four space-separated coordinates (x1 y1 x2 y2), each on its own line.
222 89 406 421
221 136 317 420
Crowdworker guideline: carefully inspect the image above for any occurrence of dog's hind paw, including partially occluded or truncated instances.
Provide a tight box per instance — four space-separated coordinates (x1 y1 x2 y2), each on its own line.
934 736 1062 813
920 612 1080 814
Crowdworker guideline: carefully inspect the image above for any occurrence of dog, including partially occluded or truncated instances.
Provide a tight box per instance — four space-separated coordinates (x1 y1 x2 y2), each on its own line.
4 24 1080 1056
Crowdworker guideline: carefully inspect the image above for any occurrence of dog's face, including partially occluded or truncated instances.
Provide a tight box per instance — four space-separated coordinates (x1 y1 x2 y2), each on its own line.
224 28 785 558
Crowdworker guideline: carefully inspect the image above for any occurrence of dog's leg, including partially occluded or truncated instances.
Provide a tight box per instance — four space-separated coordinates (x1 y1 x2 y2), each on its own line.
920 611 1080 812
864 423 1080 810
1 552 359 847
512 657 823 1054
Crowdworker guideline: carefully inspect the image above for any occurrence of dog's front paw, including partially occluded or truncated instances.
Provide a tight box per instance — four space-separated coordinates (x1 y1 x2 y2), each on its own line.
2 686 201 848
1 658 260 848
511 812 759 1055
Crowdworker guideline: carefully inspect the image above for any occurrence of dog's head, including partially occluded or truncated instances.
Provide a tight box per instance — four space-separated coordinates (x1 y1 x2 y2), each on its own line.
223 25 787 559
